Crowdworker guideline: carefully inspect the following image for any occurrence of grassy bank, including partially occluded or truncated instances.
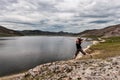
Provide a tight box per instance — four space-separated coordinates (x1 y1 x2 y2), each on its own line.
89 37 120 59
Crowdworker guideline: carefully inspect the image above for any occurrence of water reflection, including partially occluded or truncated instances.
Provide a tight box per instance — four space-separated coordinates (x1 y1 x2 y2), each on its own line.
0 36 91 76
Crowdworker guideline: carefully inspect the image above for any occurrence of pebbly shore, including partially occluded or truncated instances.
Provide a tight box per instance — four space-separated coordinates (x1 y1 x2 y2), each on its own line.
7 56 119 80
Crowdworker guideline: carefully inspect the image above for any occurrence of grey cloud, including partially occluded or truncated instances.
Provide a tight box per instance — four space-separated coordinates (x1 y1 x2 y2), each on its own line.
27 1 57 12
89 20 112 24
0 0 17 10
1 21 37 26
0 0 120 32
49 24 65 31
81 14 112 18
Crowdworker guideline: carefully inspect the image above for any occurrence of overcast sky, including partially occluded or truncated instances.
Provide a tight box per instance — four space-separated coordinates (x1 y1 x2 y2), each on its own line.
0 0 120 33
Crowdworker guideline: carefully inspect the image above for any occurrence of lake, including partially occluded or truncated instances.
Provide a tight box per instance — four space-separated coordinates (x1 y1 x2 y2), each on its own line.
0 36 91 76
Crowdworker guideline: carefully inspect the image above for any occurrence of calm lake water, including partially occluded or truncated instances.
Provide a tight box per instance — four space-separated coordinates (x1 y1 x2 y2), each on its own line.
0 36 91 76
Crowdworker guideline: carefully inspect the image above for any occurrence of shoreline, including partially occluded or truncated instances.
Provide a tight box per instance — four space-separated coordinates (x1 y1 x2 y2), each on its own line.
1 55 119 80
0 39 98 80
0 38 111 80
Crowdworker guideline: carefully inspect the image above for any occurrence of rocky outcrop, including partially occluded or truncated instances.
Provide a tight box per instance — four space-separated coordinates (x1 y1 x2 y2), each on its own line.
11 56 120 80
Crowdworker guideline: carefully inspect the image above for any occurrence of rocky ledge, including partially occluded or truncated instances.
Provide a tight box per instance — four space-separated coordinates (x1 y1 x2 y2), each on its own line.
13 56 120 80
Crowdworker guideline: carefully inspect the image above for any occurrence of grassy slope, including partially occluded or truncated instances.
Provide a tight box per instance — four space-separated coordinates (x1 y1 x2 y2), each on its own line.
89 37 120 59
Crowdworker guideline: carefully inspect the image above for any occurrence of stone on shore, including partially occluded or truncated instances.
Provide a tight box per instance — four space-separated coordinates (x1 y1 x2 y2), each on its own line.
15 56 120 80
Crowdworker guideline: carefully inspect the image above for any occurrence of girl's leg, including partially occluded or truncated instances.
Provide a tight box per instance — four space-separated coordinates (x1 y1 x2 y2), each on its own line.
80 49 86 55
74 50 79 59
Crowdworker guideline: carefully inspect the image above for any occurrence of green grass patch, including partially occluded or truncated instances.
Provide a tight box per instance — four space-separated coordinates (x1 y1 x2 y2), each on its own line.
90 37 120 59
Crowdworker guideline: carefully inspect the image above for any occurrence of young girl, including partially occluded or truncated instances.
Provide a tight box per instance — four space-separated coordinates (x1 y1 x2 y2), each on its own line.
74 38 86 59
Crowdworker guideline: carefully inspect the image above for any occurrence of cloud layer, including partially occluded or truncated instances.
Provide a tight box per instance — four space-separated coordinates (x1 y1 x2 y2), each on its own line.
0 0 120 32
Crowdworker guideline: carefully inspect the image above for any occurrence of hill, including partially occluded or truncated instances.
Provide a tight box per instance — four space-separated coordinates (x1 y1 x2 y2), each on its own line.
77 24 120 38
0 26 23 36
0 25 74 37
19 30 75 36
1 24 120 37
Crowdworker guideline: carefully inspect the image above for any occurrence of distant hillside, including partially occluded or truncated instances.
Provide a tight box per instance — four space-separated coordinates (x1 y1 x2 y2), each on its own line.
77 24 120 38
0 26 23 36
0 25 75 37
1 24 120 37
20 30 75 36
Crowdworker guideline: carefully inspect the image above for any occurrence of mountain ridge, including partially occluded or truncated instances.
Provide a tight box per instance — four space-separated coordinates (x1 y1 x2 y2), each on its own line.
0 24 120 37
19 30 75 36
0 25 75 36
78 24 120 37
